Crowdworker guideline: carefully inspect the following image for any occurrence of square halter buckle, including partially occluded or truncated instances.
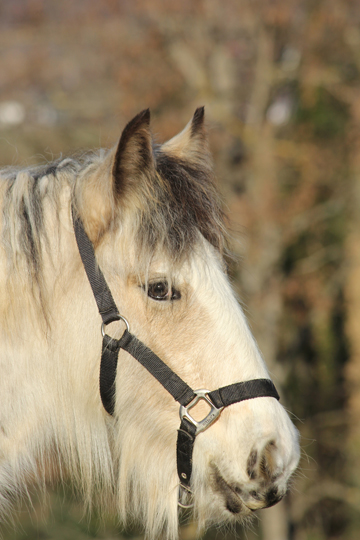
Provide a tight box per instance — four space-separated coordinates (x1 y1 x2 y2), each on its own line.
179 389 224 435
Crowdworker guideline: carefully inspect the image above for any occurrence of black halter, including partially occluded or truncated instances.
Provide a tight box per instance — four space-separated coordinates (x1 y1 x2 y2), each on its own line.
72 208 280 507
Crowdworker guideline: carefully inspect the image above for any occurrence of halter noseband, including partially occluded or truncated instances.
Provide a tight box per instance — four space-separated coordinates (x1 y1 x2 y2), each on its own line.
72 208 280 508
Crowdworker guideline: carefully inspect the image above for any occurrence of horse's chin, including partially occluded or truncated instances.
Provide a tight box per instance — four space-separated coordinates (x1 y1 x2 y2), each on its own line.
193 488 254 532
194 502 254 538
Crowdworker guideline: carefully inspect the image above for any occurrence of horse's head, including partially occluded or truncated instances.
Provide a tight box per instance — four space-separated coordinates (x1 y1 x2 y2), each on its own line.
74 109 300 538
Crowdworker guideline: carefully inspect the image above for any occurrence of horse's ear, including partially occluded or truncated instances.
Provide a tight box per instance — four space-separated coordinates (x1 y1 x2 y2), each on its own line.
112 109 155 198
76 110 155 244
161 107 210 165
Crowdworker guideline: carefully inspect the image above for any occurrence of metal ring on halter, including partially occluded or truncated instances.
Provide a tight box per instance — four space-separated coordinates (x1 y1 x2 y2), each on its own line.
101 315 130 338
179 389 224 435
178 484 194 509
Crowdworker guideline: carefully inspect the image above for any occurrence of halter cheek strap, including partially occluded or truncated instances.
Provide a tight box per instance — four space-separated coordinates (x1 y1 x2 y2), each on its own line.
72 208 280 505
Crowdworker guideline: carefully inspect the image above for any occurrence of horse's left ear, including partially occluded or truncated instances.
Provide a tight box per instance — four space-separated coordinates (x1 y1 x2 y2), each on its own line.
76 110 155 244
112 108 155 198
161 107 211 166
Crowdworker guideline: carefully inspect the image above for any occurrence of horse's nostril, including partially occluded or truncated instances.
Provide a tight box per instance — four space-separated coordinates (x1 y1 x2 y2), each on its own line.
247 442 279 481
258 440 280 481
246 449 258 479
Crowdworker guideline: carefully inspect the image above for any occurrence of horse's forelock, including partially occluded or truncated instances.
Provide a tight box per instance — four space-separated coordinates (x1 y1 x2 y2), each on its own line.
125 150 226 276
156 151 225 253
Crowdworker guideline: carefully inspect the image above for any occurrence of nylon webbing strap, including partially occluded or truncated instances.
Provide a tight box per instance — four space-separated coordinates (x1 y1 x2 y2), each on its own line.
208 379 279 409
72 207 121 414
177 419 197 488
118 330 196 406
72 207 120 325
100 335 122 415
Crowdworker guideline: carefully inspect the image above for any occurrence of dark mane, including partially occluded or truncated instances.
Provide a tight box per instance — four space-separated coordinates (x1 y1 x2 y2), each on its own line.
0 155 94 324
2 156 84 275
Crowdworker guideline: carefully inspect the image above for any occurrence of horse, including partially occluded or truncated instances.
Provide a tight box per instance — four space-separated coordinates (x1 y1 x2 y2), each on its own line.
0 108 300 539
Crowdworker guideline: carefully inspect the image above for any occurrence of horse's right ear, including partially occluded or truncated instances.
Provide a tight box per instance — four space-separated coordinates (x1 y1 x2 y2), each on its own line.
160 107 211 169
112 109 155 198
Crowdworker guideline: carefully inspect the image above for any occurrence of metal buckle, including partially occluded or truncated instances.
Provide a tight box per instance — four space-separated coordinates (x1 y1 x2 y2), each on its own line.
179 389 224 435
101 315 130 338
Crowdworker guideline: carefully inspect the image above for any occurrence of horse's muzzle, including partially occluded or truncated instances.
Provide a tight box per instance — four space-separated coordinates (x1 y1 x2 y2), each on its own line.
213 471 285 514
211 440 288 514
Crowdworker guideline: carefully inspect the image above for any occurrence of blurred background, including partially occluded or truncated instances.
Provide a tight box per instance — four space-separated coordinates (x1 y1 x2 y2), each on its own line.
1 1 360 539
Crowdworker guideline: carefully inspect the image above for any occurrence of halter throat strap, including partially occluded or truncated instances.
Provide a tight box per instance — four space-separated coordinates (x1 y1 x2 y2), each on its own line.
72 208 280 502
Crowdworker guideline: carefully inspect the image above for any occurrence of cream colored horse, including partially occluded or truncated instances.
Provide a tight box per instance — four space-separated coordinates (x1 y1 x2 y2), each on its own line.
0 108 299 539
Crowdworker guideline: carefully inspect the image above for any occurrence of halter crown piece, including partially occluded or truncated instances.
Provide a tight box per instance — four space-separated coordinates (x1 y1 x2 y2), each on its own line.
72 207 280 508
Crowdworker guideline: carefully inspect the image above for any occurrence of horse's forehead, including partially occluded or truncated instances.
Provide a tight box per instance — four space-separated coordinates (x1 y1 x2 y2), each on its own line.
123 254 193 285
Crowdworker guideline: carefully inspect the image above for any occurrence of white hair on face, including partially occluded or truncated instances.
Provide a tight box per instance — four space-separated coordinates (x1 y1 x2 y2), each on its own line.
0 110 300 540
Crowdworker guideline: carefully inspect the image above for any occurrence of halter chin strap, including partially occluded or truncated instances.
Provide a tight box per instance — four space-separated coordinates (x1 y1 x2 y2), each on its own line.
72 207 280 507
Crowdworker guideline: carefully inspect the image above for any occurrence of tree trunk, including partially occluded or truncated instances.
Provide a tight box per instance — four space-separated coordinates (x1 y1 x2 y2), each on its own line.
240 26 291 540
345 95 360 491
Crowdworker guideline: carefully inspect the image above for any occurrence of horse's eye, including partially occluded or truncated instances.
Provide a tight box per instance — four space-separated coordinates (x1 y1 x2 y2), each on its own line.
148 281 169 300
147 281 181 301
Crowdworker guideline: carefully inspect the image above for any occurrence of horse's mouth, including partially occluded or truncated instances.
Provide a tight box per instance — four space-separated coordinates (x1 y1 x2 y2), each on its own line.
211 466 247 515
211 465 284 515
